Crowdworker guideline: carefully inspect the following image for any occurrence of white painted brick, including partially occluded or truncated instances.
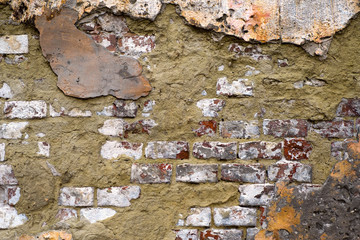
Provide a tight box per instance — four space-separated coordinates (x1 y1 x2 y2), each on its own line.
246 227 260 240
98 119 127 137
49 105 91 117
219 120 260 139
185 207 211 227
200 229 243 240
0 122 28 139
37 142 50 157
0 165 18 185
6 186 20 206
216 77 253 96
0 143 5 161
58 187 94 207
0 83 13 99
196 99 225 117
0 206 27 229
97 186 140 207
145 141 189 159
101 141 143 160
268 160 312 182
174 229 198 240
238 184 275 206
176 164 218 183
55 208 78 221
4 101 47 119
214 206 257 227
0 35 28 54
80 208 116 223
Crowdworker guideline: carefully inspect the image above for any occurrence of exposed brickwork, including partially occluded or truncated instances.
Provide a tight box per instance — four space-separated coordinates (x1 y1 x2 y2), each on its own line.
145 141 189 159
336 98 360 116
4 101 47 119
184 207 211 227
131 163 172 184
310 120 354 138
100 141 143 160
284 138 312 160
263 119 308 138
196 99 226 117
55 208 77 222
331 141 348 160
0 165 18 185
58 187 94 207
238 141 282 160
213 206 257 227
80 208 116 223
219 120 259 139
216 77 254 96
238 184 275 206
268 160 312 182
0 122 28 139
97 186 141 207
113 100 138 118
193 142 237 160
221 164 266 183
176 164 218 183
193 120 217 137
200 229 243 240
0 35 28 54
174 229 198 240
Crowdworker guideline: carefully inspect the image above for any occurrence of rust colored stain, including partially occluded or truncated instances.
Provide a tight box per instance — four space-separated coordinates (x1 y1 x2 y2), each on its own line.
35 8 151 99
19 231 72 240
330 159 357 181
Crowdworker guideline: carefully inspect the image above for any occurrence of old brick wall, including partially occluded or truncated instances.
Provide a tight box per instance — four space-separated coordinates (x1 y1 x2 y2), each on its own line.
0 2 359 240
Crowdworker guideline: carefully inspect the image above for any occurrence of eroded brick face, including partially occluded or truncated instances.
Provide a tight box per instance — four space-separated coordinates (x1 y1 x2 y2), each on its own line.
200 229 243 240
238 141 282 160
176 164 218 183
213 206 257 227
238 184 275 206
193 142 237 160
145 141 189 159
284 138 312 160
4 101 47 119
336 98 360 116
219 121 259 139
263 119 308 138
131 163 172 184
268 160 312 182
221 164 266 183
311 120 354 138
193 120 217 137
58 187 94 207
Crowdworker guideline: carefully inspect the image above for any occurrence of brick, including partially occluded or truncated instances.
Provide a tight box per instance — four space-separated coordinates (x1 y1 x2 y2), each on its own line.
200 229 243 240
193 142 237 160
55 208 77 221
4 101 47 119
80 208 116 223
176 164 218 183
142 100 155 117
0 165 18 185
238 141 282 160
336 98 360 116
263 119 308 138
174 229 198 240
37 142 50 157
284 138 312 160
311 120 354 138
0 206 27 229
119 35 156 58
196 99 225 117
49 105 92 117
221 164 266 183
268 160 312 182
92 32 117 52
0 35 28 54
246 228 260 240
0 122 28 139
238 184 275 206
145 141 189 159
216 77 253 96
185 207 211 227
0 143 5 161
98 119 127 137
260 206 268 228
219 121 259 139
331 141 348 160
228 44 271 61
6 186 20 206
213 206 257 227
131 163 172 184
113 100 138 118
0 83 14 99
97 186 140 207
100 141 143 160
58 187 94 207
193 120 217 137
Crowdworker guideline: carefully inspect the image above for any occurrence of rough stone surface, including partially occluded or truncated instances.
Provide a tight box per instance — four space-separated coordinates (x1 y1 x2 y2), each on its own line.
238 141 282 160
221 164 266 183
336 98 360 116
119 35 156 59
200 229 243 240
0 35 28 54
19 231 72 240
35 8 151 99
263 119 308 138
219 121 259 139
216 77 253 96
213 206 257 227
97 186 141 207
100 141 143 160
185 207 211 227
174 229 198 240
246 228 260 240
310 120 354 138
268 160 312 182
80 208 116 224
145 141 189 159
55 208 77 222
4 101 47 119
228 44 271 61
193 142 237 160
58 187 94 207
284 138 312 160
176 164 218 183
131 163 172 184
193 120 217 137
331 141 349 160
196 99 226 117
238 184 275 206
0 122 28 139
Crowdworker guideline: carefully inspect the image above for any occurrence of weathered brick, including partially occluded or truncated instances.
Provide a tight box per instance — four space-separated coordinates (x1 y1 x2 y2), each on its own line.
284 138 312 160
0 143 5 161
97 186 140 207
174 229 198 240
49 105 92 117
0 165 18 185
37 142 50 157
100 141 143 160
213 206 257 227
219 121 259 139
289 184 322 199
80 208 116 223
118 35 156 58
200 229 243 240
196 99 226 117
131 163 172 184
4 55 27 65
98 119 127 137
0 206 27 229
145 141 189 159
193 120 217 137
238 184 275 206
0 35 28 54
55 208 77 221
228 44 271 61
176 164 218 183
260 206 268 228
336 98 360 116
113 100 138 118
310 120 354 138
185 207 211 227
268 160 312 182
0 83 13 99
246 227 260 240
58 187 94 207
331 141 348 160
142 100 155 117
193 142 237 160
4 101 47 119
221 164 266 183
92 32 117 52
238 141 282 160
263 119 308 138
6 186 20 206
216 77 253 96
0 122 28 139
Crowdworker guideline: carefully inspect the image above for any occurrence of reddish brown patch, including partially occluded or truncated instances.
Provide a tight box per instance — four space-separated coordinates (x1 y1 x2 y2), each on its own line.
284 138 312 160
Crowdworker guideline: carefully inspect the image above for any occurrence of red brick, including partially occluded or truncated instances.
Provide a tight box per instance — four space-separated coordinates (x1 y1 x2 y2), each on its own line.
200 229 243 240
193 142 237 160
311 120 354 138
131 163 172 184
284 138 312 160
336 98 360 116
193 120 217 137
263 119 308 138
268 160 312 182
238 141 282 160
221 164 266 183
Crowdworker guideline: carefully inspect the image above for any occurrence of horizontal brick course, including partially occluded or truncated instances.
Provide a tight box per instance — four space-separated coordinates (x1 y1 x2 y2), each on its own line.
100 141 143 160
193 120 217 137
284 138 312 160
193 142 237 160
200 229 243 240
176 164 218 183
196 99 226 117
185 207 211 227
268 160 312 182
336 98 360 116
263 119 308 138
310 120 354 138
58 187 94 207
145 141 189 159
174 229 198 240
221 164 266 183
238 184 275 206
97 186 141 207
4 101 47 119
238 141 282 160
213 206 257 227
219 120 259 139
131 163 172 184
